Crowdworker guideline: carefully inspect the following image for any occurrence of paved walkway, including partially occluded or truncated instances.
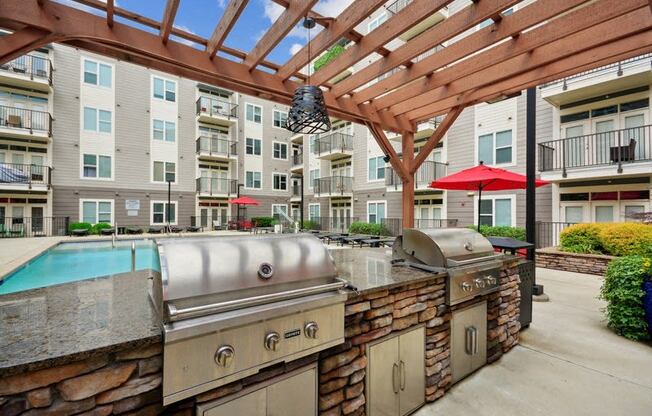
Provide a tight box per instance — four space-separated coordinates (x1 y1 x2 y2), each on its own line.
416 268 652 416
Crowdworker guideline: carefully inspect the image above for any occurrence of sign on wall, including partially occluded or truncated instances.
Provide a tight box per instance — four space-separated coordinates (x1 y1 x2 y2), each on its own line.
125 200 140 210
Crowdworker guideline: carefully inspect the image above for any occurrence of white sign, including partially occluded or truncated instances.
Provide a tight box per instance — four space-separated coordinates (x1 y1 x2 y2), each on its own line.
127 210 138 217
125 200 140 210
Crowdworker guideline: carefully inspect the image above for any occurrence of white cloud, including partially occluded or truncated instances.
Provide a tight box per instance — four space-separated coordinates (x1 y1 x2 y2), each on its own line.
314 0 353 17
289 43 303 55
173 25 198 47
263 1 284 22
217 0 227 8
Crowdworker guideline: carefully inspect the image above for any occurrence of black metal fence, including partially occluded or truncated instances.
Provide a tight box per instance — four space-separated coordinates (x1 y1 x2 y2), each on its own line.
0 217 69 238
0 163 51 187
292 152 303 167
303 216 360 233
313 176 353 196
381 218 459 236
535 221 578 249
196 96 238 119
0 54 53 84
0 105 52 136
386 161 447 189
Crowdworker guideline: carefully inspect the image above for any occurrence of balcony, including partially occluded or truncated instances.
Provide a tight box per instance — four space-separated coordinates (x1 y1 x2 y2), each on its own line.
540 53 652 107
313 132 354 160
196 136 238 161
313 176 353 198
538 125 652 179
386 160 447 191
0 106 52 140
387 0 448 41
291 184 302 202
0 163 51 192
0 54 52 91
290 133 304 144
196 96 238 126
196 177 238 198
291 153 303 173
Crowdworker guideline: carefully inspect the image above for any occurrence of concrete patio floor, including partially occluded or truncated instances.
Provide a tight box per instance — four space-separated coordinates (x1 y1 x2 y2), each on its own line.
416 267 652 416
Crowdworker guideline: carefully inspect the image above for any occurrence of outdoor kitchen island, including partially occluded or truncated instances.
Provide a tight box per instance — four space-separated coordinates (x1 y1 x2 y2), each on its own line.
0 239 522 416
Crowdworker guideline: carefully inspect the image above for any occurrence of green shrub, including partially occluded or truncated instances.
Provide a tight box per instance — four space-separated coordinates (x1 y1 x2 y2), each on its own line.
92 223 113 235
69 222 92 233
600 256 651 341
251 217 275 227
349 222 391 236
313 44 345 72
598 223 652 257
302 220 320 230
559 223 603 254
471 225 526 241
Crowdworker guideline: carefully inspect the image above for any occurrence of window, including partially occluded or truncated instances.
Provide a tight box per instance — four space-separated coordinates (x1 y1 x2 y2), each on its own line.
309 204 320 221
368 156 386 181
83 107 112 133
309 169 320 188
152 202 176 224
245 171 262 189
153 161 176 182
81 200 113 224
273 110 288 128
246 103 262 123
153 77 176 102
478 130 513 165
272 204 288 217
310 135 319 153
273 173 288 190
83 60 112 87
368 202 386 224
273 142 288 159
246 138 262 155
368 12 387 32
152 119 175 142
479 197 513 227
83 154 111 179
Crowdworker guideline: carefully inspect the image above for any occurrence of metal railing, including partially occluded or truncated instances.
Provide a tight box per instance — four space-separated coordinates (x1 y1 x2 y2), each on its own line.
292 152 303 167
538 125 652 174
196 136 238 158
191 215 233 230
0 163 51 187
0 217 69 238
0 105 52 136
312 132 354 155
196 177 238 195
196 96 238 119
292 184 301 197
535 221 578 249
303 216 360 233
0 54 53 84
313 176 354 196
381 218 458 236
385 161 447 189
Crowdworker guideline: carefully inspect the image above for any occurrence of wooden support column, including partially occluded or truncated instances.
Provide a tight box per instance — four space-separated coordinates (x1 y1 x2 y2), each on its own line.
402 132 415 229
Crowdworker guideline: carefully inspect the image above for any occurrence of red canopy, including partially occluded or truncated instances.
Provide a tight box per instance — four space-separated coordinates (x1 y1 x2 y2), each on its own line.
229 196 260 205
430 163 549 191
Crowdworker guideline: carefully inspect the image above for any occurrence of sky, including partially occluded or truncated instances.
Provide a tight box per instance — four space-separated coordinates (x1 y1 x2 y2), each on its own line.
58 0 354 65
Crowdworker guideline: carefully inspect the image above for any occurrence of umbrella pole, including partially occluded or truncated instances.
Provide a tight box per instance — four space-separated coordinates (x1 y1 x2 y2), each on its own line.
477 186 482 233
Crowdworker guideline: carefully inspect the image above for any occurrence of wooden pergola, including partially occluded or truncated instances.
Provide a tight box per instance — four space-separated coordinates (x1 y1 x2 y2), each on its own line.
0 0 650 228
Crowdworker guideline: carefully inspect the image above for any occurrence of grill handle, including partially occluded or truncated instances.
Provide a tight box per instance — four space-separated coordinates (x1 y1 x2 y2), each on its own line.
166 278 348 322
446 254 504 267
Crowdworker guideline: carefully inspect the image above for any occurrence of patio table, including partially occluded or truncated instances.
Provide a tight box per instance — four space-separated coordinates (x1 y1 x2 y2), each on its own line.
362 237 395 248
487 236 534 255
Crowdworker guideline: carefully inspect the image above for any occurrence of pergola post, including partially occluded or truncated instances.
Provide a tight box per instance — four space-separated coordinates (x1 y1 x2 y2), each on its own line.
402 132 415 229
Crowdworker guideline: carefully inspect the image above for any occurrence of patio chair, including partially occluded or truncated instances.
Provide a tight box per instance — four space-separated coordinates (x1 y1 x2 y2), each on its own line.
148 226 164 234
186 225 201 232
7 115 22 128
169 226 183 233
126 226 143 234
610 139 637 162
72 228 89 237
100 227 115 236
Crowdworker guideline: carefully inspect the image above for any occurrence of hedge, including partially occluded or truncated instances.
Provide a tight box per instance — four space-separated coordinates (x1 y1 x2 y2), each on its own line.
349 221 391 236
69 222 93 233
560 223 652 256
313 44 345 72
251 217 276 227
470 225 526 241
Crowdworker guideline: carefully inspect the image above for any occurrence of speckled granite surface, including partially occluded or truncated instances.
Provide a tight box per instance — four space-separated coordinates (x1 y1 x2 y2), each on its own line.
330 248 446 296
0 270 161 377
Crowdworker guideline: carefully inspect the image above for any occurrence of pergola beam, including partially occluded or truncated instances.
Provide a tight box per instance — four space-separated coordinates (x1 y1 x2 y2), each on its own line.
366 122 409 182
106 0 114 27
160 0 181 44
244 0 318 70
207 0 249 58
412 106 462 173
0 27 61 63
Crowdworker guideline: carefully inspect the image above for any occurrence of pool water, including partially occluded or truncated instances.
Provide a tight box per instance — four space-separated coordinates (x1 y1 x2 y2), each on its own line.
0 240 160 295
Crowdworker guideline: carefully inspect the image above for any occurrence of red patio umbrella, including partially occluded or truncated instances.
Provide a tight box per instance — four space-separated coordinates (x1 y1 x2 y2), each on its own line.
429 162 549 231
229 196 260 205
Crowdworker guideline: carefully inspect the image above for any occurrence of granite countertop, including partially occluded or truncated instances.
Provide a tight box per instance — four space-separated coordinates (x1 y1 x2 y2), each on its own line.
0 270 161 377
329 248 446 296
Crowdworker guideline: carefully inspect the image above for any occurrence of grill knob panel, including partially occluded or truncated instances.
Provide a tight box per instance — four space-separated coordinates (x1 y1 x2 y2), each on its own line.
484 276 497 285
264 332 280 351
305 322 319 339
474 278 486 289
215 345 235 367
461 282 473 292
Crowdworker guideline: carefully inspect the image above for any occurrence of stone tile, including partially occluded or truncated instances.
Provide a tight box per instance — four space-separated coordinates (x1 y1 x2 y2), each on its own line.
57 362 136 401
320 347 360 374
96 374 161 404
26 387 52 408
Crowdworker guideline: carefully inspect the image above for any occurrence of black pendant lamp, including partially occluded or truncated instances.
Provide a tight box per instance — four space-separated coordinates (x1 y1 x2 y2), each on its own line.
285 17 331 134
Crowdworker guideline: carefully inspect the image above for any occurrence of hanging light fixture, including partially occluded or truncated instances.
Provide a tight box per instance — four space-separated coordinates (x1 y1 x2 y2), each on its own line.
285 16 331 134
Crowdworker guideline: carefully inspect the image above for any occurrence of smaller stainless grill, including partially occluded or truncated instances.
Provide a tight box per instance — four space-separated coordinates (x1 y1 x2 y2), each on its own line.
392 228 503 305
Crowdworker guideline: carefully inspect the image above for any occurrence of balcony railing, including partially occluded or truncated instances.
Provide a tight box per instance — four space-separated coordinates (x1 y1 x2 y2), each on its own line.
292 184 301 197
0 217 70 238
386 160 447 189
0 54 53 85
381 218 458 236
196 177 238 195
196 136 237 158
313 176 353 196
303 216 360 233
0 163 51 187
0 105 52 136
196 96 238 119
312 133 354 155
538 124 652 174
292 152 303 166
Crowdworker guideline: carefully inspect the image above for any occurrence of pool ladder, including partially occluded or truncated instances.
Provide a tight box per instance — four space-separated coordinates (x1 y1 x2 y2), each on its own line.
131 241 136 271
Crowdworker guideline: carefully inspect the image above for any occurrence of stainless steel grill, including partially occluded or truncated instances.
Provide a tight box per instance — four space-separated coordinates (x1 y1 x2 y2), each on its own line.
392 228 503 305
150 234 347 405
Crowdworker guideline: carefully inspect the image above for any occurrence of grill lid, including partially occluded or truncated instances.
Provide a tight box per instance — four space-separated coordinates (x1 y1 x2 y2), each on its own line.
397 228 496 267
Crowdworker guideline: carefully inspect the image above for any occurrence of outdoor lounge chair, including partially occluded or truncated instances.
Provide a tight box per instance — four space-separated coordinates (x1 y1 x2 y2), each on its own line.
186 225 201 232
72 228 89 237
126 226 143 234
169 226 183 233
100 227 115 236
148 226 164 234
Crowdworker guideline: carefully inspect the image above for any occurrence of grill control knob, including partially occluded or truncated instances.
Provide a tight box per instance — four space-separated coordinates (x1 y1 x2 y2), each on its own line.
461 282 473 292
264 332 280 351
474 278 486 289
305 322 319 339
215 345 235 368
484 276 497 285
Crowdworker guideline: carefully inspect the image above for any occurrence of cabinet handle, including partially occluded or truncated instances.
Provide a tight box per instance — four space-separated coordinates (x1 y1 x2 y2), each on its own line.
465 326 474 355
473 327 479 355
399 360 406 391
392 363 399 394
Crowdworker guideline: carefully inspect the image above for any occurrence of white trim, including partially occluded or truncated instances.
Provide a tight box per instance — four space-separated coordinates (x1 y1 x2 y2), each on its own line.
272 109 288 130
244 102 263 124
272 141 289 160
272 172 288 191
151 75 177 103
245 137 262 156
151 160 177 185
244 170 262 189
150 200 178 225
475 129 516 168
271 204 288 216
368 12 387 32
81 56 114 90
308 203 320 220
367 155 386 183
79 199 114 225
473 193 516 227
80 153 113 181
366 200 387 224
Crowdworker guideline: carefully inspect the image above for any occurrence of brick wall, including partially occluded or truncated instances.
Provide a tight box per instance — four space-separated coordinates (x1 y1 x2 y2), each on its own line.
536 248 614 276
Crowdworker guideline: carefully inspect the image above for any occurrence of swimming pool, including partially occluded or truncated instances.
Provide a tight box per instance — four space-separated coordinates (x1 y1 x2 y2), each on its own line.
0 240 160 295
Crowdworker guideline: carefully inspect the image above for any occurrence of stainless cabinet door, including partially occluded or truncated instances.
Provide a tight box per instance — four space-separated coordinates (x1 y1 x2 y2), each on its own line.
471 301 487 372
203 389 266 416
267 367 317 416
369 336 400 416
399 327 425 416
451 306 472 384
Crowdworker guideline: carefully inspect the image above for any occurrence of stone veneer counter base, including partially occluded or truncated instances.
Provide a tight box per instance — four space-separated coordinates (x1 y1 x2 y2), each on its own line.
536 248 614 276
